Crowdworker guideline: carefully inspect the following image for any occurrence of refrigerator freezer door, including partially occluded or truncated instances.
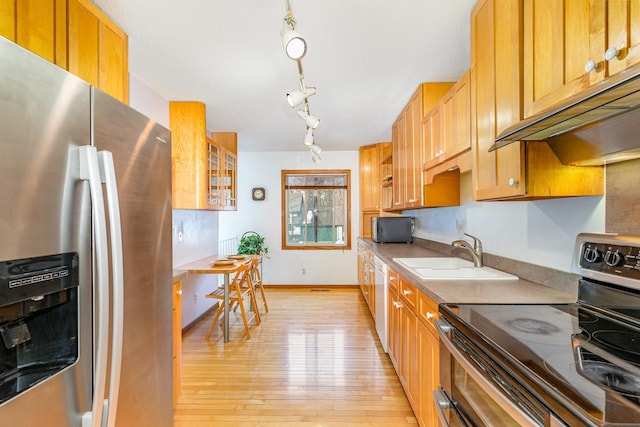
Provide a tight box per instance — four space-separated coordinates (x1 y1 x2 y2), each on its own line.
91 88 173 426
0 38 94 425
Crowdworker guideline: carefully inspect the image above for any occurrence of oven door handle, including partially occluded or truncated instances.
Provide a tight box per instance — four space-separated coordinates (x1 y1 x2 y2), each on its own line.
435 319 539 427
433 388 471 426
573 334 640 378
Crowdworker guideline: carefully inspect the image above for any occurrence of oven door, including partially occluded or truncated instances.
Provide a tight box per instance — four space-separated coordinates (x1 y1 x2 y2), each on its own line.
435 318 553 427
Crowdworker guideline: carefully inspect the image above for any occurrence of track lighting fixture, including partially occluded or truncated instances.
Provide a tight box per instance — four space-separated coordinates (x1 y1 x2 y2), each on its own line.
297 109 320 129
282 29 307 60
286 87 316 108
282 0 321 161
303 128 314 146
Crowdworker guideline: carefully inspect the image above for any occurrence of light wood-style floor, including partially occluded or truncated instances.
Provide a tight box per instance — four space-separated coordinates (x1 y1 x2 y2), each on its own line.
174 287 417 426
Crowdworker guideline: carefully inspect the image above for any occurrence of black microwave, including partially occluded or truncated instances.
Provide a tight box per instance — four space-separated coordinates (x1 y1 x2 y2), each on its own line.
371 216 414 243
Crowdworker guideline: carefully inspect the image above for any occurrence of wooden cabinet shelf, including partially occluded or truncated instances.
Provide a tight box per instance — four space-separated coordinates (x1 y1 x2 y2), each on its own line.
359 142 391 237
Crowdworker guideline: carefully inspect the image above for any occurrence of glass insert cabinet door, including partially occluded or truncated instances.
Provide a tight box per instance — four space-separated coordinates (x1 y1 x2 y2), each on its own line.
207 140 237 210
207 140 222 207
282 170 351 250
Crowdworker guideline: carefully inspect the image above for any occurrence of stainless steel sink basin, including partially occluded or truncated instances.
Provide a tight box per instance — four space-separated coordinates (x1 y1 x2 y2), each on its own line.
393 257 518 281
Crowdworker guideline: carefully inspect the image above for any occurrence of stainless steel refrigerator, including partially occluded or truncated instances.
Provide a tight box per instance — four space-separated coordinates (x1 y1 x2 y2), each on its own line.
0 37 173 426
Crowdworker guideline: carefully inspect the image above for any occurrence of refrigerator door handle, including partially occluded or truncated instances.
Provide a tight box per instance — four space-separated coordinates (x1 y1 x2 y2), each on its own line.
97 151 124 427
79 146 110 427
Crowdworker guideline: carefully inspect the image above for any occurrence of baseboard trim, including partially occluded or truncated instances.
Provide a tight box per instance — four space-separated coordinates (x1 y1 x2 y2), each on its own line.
264 284 358 289
181 303 218 334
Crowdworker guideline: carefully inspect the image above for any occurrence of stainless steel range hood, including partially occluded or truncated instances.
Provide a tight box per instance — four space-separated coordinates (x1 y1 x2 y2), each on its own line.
491 63 640 165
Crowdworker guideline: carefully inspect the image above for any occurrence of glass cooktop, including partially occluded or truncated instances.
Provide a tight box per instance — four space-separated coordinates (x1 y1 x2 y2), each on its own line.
441 302 640 426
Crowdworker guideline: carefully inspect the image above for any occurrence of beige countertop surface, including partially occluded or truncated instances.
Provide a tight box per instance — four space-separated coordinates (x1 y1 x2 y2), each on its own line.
172 269 188 283
359 238 577 306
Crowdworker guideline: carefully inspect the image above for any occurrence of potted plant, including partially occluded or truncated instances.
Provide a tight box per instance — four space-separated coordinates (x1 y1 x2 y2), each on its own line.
237 232 269 257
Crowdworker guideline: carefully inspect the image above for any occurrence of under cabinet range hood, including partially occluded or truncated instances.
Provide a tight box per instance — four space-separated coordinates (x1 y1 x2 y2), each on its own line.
491 62 640 166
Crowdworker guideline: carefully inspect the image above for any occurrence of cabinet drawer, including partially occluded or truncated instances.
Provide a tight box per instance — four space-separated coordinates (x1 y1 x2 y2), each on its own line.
388 268 399 293
398 277 417 311
418 291 439 335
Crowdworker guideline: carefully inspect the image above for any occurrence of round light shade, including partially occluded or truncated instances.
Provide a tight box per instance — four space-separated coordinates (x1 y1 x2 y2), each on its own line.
286 91 304 108
282 30 306 60
286 87 316 108
297 110 320 129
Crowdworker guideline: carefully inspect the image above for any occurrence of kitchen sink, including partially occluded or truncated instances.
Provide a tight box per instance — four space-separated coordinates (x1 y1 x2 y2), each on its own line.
393 257 518 281
393 257 474 269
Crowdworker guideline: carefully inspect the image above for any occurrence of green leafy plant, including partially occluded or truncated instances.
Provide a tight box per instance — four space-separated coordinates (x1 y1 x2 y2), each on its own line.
237 232 269 257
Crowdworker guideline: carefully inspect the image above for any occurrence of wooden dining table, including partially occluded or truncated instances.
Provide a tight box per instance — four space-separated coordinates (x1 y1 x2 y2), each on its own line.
177 254 255 343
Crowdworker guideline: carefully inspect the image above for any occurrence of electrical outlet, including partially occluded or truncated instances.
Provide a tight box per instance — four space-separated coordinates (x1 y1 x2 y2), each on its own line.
193 293 198 304
302 268 306 275
455 219 465 236
177 221 184 242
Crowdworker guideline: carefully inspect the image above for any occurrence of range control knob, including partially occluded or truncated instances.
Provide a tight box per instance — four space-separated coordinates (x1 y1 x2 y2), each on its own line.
583 247 601 263
604 250 624 267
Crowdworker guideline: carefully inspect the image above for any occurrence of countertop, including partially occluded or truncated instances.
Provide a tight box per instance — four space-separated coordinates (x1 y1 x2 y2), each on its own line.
359 238 577 306
172 269 188 283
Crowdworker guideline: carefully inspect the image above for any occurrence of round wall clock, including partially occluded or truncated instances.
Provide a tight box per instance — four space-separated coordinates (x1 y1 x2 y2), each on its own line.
251 187 266 201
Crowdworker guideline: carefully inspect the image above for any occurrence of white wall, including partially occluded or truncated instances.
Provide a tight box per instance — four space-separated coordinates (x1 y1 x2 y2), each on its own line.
172 209 220 327
219 150 360 285
128 74 169 128
409 172 606 272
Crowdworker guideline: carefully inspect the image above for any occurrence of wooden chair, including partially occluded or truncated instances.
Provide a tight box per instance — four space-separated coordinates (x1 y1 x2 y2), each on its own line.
205 262 260 340
249 256 269 315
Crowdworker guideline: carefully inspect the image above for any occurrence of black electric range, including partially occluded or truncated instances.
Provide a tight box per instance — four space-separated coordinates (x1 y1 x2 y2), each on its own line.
439 233 640 426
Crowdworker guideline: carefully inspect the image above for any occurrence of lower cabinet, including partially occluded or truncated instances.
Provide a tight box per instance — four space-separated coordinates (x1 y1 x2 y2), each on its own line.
418 319 439 426
357 244 375 316
387 267 440 427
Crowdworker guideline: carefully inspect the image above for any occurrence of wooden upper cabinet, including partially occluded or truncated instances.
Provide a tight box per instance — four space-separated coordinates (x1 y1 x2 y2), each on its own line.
390 83 452 211
170 102 209 210
359 143 391 238
524 0 640 118
0 0 128 103
471 0 525 200
212 132 238 211
68 0 128 103
472 0 604 201
424 72 469 171
391 114 406 210
359 144 381 212
0 0 67 65
447 71 471 160
170 101 238 211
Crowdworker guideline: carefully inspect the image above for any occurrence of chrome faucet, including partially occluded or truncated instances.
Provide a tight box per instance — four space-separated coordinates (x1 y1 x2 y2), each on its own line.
451 233 483 268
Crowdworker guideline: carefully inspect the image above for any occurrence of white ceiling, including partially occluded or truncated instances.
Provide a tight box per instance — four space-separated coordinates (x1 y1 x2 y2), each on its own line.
92 0 476 152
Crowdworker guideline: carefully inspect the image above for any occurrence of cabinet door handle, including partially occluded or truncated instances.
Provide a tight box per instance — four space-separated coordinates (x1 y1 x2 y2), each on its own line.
393 301 403 309
584 59 600 73
176 289 183 296
508 177 518 187
408 199 416 203
403 289 411 296
604 46 619 61
426 312 435 320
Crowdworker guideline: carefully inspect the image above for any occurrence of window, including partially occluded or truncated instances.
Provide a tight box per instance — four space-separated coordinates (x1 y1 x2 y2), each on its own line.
282 170 351 250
